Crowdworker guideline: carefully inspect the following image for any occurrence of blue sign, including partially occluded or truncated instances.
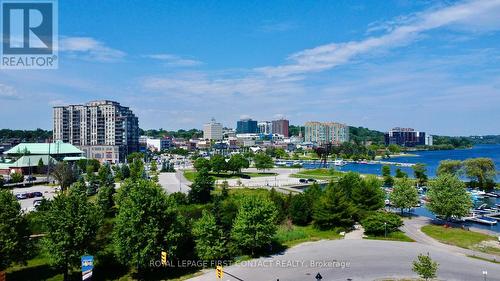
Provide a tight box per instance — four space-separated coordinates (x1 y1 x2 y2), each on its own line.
81 255 94 280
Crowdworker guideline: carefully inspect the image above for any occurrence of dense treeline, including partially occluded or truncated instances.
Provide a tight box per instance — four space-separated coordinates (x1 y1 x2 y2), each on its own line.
0 129 52 142
432 136 473 148
140 128 203 139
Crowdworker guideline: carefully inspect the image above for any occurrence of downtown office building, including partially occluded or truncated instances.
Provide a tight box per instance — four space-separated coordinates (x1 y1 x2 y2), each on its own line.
53 100 139 163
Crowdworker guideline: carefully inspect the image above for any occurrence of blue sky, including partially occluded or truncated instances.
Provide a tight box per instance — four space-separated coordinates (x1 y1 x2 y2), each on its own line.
1 0 500 136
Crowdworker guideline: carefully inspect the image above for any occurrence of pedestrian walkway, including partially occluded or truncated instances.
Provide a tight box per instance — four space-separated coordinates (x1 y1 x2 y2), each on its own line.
345 224 364 240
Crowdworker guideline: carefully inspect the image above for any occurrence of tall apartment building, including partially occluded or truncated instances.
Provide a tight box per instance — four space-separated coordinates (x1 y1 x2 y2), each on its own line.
304 121 349 145
203 118 223 140
53 100 139 163
384 127 426 147
257 121 272 134
272 119 289 137
236 118 258 134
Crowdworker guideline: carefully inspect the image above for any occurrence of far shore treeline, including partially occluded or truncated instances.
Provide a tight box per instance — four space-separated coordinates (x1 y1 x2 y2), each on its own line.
1 127 499 147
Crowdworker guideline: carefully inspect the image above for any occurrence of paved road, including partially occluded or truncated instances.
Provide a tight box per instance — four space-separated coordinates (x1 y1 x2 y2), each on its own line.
402 216 500 262
188 239 500 281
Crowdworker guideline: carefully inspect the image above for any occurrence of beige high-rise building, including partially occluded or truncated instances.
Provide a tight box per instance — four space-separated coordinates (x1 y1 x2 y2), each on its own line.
53 100 139 163
304 121 349 145
203 118 223 140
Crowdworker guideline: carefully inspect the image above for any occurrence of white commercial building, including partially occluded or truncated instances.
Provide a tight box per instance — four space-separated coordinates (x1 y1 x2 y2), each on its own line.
203 118 223 140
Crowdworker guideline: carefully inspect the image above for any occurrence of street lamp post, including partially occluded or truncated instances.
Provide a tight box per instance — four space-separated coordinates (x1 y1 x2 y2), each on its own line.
384 222 387 238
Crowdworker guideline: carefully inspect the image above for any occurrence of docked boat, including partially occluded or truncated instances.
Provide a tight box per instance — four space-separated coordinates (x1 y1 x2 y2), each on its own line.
465 213 498 225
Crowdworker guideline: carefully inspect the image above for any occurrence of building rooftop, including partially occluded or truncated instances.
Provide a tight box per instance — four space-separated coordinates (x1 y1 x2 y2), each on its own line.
5 142 84 155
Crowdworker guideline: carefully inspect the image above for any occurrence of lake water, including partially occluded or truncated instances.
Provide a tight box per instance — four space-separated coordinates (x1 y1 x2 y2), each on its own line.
305 144 500 233
319 144 500 180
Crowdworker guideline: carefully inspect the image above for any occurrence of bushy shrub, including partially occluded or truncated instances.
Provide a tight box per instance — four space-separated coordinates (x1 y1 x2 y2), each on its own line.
361 211 403 236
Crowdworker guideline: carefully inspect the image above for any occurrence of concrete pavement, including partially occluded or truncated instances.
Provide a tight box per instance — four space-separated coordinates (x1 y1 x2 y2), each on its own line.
11 185 57 212
158 170 190 194
188 239 500 281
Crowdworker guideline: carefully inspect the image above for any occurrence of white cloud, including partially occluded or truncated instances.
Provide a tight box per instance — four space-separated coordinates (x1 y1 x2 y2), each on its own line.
144 54 202 67
59 37 126 62
0 84 19 99
258 21 297 33
257 0 500 77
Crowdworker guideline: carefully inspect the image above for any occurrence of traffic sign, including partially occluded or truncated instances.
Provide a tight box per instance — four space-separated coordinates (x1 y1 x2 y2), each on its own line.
315 272 323 280
216 265 224 279
81 255 94 281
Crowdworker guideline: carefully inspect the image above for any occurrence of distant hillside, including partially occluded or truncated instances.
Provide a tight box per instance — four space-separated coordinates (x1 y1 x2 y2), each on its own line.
349 126 385 145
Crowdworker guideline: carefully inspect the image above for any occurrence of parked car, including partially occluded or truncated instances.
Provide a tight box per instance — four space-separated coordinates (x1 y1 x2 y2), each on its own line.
307 178 317 182
26 192 36 198
240 174 251 179
299 178 308 183
33 191 43 197
33 199 43 208
26 175 37 181
15 193 27 200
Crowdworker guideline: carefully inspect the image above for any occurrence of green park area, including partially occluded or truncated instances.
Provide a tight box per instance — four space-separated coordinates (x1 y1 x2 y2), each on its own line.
421 225 500 256
183 170 277 182
290 168 344 180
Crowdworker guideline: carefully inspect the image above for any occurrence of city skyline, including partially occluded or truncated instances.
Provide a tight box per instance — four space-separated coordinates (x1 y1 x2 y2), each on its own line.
1 0 500 136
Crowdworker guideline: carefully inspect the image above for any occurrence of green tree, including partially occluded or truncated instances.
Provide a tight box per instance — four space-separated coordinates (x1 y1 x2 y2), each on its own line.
313 183 356 230
10 172 24 183
436 160 463 176
97 185 115 217
413 163 428 187
253 153 274 172
210 154 227 174
86 165 98 194
129 157 145 180
289 193 311 225
37 158 45 174
98 163 115 188
113 179 186 272
412 253 439 281
42 183 100 280
193 157 211 172
192 211 227 260
352 175 384 212
382 165 394 187
227 154 250 174
188 168 215 204
51 162 79 191
220 180 229 198
361 212 403 236
390 178 419 214
231 196 278 256
121 164 130 179
395 168 407 179
337 172 363 199
268 188 287 222
150 160 159 182
427 174 472 221
0 189 30 271
0 175 4 188
462 158 496 189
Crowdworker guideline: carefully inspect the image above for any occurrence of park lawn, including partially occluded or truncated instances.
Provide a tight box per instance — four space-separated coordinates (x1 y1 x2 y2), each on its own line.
183 170 277 182
364 231 415 242
421 225 500 256
275 224 341 248
290 168 343 180
6 255 65 281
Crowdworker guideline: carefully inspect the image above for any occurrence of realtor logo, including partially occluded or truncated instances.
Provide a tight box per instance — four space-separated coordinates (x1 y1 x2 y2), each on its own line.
1 0 58 69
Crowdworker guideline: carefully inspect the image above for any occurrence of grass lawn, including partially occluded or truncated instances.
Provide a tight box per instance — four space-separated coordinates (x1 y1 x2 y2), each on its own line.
6 255 65 281
421 225 500 256
275 224 341 248
290 168 343 180
183 170 277 182
364 231 415 242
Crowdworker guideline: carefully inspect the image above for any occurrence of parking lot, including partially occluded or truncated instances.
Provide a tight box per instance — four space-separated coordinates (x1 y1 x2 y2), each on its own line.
11 185 57 212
